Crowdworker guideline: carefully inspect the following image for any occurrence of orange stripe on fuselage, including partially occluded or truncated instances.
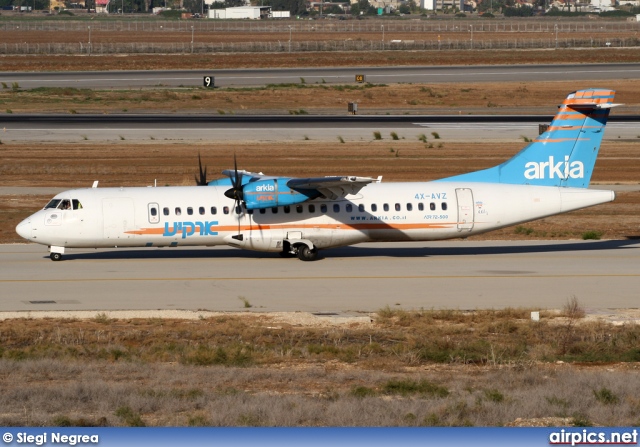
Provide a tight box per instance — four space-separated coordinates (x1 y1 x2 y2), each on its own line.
125 222 456 236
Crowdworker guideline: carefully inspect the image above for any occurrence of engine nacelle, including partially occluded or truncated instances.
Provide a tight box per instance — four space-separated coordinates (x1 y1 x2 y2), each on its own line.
243 179 315 209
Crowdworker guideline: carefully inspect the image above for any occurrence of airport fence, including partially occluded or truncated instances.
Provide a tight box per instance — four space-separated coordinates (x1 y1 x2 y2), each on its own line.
0 37 638 54
0 19 639 34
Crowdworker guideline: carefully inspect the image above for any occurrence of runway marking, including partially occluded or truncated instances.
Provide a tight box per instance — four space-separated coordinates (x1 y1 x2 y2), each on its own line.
2 273 639 283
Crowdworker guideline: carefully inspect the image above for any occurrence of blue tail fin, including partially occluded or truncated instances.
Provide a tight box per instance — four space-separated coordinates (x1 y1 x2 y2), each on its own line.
438 89 616 188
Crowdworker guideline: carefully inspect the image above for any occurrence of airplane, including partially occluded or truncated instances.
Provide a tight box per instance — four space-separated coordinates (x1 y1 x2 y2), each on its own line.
16 88 618 262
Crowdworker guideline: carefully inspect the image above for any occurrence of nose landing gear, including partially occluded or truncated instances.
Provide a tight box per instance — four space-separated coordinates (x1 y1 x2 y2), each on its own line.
49 246 65 261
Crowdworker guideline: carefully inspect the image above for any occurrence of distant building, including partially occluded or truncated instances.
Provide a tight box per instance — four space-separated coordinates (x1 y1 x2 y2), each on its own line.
204 0 250 7
208 5 271 18
586 0 615 10
420 0 437 8
308 1 350 12
95 0 109 13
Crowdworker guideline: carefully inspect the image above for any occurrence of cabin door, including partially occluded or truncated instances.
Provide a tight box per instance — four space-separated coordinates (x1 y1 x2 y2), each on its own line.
455 188 474 232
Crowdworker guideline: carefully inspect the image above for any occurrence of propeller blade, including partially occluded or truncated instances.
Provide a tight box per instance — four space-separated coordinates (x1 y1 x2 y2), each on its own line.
195 153 208 186
233 153 241 191
224 153 244 203
226 154 245 240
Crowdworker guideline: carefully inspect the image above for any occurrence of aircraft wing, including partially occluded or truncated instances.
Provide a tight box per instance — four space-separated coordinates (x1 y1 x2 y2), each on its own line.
220 169 275 181
287 176 380 200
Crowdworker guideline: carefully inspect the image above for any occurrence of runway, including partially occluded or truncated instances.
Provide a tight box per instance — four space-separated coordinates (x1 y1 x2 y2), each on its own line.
2 240 639 313
2 63 640 88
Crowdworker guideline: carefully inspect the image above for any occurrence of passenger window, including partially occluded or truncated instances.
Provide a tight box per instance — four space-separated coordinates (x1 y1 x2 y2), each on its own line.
163 207 170 216
284 205 291 214
371 204 377 212
296 205 303 213
395 203 401 211
442 202 448 211
271 207 278 214
309 204 316 213
346 204 353 213
187 207 193 216
235 206 242 214
418 203 424 211
430 203 436 211
407 203 413 211
383 204 389 212
321 204 327 213
175 207 182 216
150 207 158 217
199 207 205 215
211 206 217 215
223 206 229 215
358 204 365 212
333 204 340 213
72 199 83 210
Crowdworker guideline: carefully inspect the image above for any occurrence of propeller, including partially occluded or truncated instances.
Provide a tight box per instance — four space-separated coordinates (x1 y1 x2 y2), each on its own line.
224 154 244 205
195 153 208 186
224 154 245 242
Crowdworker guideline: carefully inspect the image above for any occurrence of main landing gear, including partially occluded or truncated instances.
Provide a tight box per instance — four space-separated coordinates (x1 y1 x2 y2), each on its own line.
296 245 318 262
50 252 62 261
281 242 319 261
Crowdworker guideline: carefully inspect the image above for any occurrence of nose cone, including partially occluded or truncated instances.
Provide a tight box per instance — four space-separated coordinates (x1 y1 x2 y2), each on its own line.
15 218 32 240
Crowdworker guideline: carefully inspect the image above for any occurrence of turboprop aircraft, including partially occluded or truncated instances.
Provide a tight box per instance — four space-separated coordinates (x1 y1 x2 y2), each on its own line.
16 89 618 261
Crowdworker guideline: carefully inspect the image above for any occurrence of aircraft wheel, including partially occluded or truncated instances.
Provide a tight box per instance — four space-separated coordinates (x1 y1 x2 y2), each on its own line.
50 252 62 262
297 245 318 262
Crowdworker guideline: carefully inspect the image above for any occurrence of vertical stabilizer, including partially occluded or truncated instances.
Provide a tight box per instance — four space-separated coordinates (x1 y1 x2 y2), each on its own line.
438 89 616 188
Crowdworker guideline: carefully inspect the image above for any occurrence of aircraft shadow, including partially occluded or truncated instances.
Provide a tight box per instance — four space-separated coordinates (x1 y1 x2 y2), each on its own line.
325 239 640 258
51 239 640 261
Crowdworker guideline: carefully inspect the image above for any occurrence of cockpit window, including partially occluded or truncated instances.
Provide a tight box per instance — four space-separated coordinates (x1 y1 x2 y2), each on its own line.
44 199 61 210
72 199 83 210
59 199 72 210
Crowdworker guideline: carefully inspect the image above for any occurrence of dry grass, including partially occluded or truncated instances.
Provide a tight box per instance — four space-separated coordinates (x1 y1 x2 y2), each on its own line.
1 311 639 369
3 80 640 114
0 311 639 427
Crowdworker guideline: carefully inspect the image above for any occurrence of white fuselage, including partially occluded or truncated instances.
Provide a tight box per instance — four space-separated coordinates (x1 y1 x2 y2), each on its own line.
16 181 614 254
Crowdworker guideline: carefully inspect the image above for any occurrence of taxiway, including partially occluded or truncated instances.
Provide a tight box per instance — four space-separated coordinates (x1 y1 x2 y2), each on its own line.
2 240 639 313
